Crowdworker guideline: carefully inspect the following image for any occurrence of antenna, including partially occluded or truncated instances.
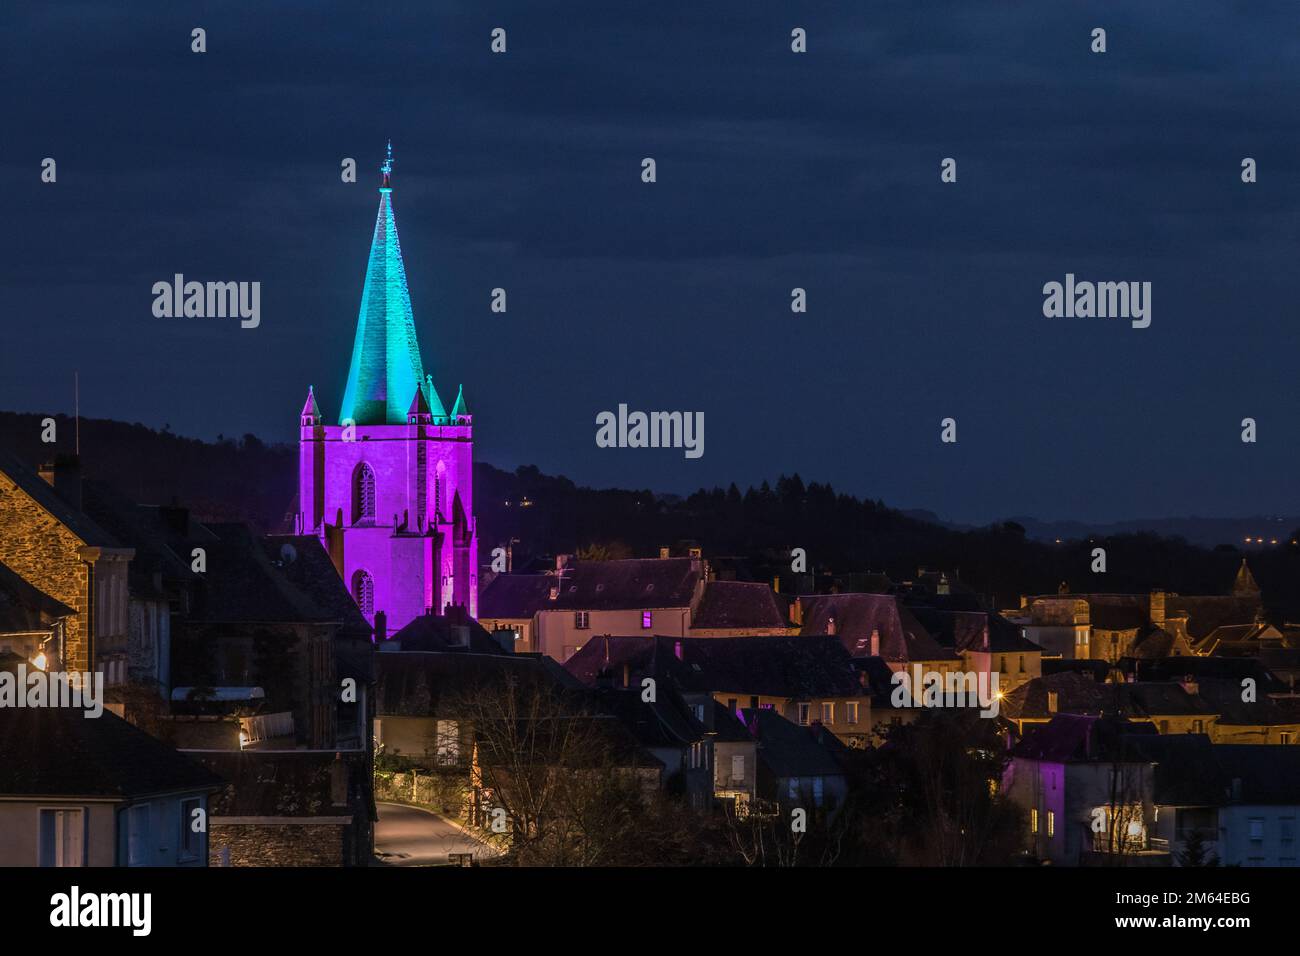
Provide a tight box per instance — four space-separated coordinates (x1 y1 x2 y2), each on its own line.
74 371 80 455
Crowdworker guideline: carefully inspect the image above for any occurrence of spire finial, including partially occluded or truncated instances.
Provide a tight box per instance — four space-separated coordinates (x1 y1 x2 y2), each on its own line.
380 140 393 189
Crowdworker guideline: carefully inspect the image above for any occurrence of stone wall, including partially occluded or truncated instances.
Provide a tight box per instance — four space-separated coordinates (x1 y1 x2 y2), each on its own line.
209 823 347 867
0 474 91 670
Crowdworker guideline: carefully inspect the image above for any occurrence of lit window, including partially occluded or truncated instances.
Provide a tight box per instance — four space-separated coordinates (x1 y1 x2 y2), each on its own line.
1047 811 1055 837
821 702 834 723
574 611 590 629
641 611 653 629
797 702 810 726
1031 808 1039 834
846 701 859 725
38 808 85 867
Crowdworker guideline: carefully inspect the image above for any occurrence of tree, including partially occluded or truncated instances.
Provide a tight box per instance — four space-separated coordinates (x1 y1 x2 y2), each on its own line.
1176 828 1220 867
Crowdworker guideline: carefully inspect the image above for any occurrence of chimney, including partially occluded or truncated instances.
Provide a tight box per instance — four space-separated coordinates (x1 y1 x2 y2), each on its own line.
1180 675 1199 697
1150 590 1166 626
39 454 82 510
556 553 573 572
674 640 684 661
622 662 631 688
158 497 190 536
374 610 387 642
1047 690 1059 714
869 628 879 657
790 596 803 627
772 575 780 594
659 547 670 559
827 616 837 637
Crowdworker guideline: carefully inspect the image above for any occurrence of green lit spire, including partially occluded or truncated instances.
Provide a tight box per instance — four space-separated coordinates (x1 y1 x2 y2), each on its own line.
338 143 430 425
451 384 468 420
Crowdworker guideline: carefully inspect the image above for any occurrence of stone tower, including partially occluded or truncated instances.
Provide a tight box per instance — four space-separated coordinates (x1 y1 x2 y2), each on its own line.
297 144 477 632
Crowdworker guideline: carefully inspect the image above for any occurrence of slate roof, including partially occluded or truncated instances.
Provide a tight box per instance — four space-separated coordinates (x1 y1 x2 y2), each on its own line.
563 635 863 700
547 558 701 611
798 593 958 662
690 580 789 629
263 535 371 638
1214 745 1300 804
741 708 845 778
0 559 74 633
0 706 223 798
478 573 556 618
1002 672 1215 722
1010 714 1159 763
0 449 120 548
186 524 353 626
387 611 506 654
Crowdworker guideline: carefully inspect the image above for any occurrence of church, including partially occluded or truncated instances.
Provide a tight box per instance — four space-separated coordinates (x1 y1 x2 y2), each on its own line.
296 145 477 633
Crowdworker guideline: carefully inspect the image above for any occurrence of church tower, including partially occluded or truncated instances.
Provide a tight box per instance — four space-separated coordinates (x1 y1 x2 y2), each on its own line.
297 144 477 632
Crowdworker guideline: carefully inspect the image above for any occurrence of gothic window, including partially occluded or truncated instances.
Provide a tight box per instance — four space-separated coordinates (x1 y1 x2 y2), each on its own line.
353 463 376 524
352 570 374 617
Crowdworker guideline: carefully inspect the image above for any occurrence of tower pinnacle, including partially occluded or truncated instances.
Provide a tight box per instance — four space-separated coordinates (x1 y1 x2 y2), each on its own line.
380 140 393 190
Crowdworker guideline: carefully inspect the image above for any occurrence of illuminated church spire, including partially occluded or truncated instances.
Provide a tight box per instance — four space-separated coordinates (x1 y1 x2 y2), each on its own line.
338 142 430 425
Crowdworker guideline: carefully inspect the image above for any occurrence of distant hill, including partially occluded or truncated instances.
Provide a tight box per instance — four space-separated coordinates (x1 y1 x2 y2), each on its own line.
2 411 1297 615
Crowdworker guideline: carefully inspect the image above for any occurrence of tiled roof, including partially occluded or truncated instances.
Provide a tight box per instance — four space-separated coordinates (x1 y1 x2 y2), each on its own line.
0 707 223 798
375 651 562 717
387 611 507 654
1011 713 1159 763
262 535 371 638
0 449 120 548
691 580 789 629
799 593 958 662
548 558 701 611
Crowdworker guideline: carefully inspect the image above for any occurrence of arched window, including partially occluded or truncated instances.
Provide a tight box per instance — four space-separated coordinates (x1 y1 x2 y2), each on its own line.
352 569 374 617
353 463 376 524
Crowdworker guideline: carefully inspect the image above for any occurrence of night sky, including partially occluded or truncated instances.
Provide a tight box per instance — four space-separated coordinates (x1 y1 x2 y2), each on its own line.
4 2 1299 524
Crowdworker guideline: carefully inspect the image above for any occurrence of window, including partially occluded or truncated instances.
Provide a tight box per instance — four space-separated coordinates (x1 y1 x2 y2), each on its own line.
812 777 824 807
846 701 859 725
127 803 151 866
435 720 460 766
821 702 834 724
574 611 590 630
730 754 745 782
179 798 202 862
797 702 810 726
693 704 705 723
1047 811 1055 837
1031 808 1039 834
352 463 376 524
1282 732 1294 745
1019 655 1025 673
1192 719 1205 734
788 777 800 799
641 611 653 629
352 569 374 617
1281 818 1295 844
1249 818 1265 841
38 809 84 867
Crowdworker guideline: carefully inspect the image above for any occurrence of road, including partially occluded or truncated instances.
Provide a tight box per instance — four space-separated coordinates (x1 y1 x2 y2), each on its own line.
374 801 502 866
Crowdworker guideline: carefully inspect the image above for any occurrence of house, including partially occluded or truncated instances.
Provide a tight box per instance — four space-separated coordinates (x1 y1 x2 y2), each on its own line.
705 700 759 813
999 671 1219 736
1128 735 1300 866
0 706 222 867
1012 569 1263 662
562 634 871 746
0 558 75 669
797 592 963 676
0 450 134 680
906 605 1042 693
739 707 848 813
1003 714 1168 866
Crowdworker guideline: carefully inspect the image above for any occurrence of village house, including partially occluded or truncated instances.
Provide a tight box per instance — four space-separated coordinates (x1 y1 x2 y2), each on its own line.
0 705 222 867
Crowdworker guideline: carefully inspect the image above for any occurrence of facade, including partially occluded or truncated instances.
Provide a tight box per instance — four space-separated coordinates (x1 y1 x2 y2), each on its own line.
297 145 477 633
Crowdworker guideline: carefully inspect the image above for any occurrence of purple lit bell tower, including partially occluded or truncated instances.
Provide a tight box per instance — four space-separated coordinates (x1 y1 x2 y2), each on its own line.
297 143 477 632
